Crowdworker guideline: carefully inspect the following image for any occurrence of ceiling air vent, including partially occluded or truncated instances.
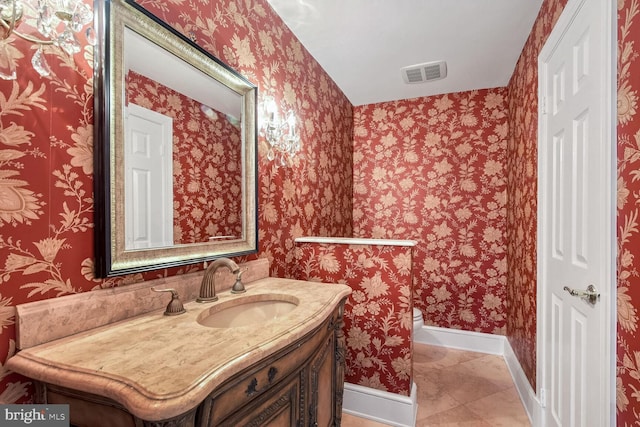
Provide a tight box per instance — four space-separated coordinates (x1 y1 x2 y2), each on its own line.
401 60 447 84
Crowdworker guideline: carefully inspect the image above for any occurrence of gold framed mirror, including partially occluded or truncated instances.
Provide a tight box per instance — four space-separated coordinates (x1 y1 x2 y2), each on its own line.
93 0 258 277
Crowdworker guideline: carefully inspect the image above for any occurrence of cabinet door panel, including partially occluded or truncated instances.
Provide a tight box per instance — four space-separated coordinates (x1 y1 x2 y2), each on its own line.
46 386 140 427
309 331 335 427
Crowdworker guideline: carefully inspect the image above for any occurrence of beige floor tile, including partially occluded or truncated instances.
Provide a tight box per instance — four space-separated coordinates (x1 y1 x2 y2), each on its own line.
414 373 462 418
341 412 391 427
465 387 531 427
425 365 504 404
416 404 493 427
413 343 486 370
343 345 531 427
455 354 515 390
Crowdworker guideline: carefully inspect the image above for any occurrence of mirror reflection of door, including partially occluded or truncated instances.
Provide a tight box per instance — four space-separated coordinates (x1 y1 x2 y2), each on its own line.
93 0 258 277
124 103 174 249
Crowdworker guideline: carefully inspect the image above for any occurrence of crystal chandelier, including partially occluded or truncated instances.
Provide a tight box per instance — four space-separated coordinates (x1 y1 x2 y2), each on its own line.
261 96 301 167
0 0 93 80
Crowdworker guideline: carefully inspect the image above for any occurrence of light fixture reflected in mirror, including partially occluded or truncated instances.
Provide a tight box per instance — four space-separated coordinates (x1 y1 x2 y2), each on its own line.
0 0 93 80
261 96 301 166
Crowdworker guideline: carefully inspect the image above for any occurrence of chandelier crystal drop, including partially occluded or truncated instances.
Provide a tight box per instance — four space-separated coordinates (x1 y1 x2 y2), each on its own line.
0 0 93 80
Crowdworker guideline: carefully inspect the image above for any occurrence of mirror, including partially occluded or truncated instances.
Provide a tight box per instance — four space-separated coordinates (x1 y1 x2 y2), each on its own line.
94 0 258 277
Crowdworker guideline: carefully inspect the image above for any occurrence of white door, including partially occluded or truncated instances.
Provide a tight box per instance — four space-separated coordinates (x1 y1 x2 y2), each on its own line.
124 103 174 249
537 0 615 426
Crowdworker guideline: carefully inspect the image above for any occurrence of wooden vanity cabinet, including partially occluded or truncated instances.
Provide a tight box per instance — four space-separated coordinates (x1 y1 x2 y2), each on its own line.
198 301 345 426
34 299 347 427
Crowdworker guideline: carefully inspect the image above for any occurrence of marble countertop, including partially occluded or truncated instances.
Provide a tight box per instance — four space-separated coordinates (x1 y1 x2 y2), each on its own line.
6 278 351 421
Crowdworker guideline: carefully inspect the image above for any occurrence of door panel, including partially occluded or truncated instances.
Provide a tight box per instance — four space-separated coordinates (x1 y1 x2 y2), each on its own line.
538 0 614 426
124 103 174 249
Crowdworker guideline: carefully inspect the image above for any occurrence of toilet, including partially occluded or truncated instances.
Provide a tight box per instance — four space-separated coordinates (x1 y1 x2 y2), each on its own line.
413 307 423 331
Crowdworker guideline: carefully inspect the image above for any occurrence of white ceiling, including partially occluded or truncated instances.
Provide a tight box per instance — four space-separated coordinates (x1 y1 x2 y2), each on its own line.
266 0 543 106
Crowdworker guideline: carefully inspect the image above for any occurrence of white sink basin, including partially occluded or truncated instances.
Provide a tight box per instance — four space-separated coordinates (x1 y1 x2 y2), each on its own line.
197 294 299 328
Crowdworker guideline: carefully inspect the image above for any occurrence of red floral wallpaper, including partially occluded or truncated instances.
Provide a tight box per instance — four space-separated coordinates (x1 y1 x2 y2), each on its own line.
505 0 568 390
0 0 353 403
616 0 640 423
126 70 243 244
3 0 640 419
352 89 509 335
293 241 414 396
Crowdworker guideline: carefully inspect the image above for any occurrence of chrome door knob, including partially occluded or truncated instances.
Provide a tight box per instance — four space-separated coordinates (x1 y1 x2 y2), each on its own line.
563 284 600 305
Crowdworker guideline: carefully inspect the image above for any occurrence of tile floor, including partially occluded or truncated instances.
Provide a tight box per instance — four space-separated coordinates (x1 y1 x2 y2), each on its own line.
342 343 531 426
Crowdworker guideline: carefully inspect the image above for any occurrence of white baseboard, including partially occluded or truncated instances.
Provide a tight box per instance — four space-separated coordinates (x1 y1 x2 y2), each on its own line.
414 325 505 355
342 381 418 427
414 325 542 426
503 338 543 426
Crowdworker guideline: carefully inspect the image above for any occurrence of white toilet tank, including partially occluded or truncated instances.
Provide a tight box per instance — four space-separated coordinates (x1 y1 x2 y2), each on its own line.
413 307 423 331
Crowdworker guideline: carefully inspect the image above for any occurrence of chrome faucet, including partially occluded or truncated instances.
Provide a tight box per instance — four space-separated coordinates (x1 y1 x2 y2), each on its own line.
197 258 240 303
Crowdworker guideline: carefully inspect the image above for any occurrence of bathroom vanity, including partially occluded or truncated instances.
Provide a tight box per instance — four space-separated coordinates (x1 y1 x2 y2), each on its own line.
7 274 350 427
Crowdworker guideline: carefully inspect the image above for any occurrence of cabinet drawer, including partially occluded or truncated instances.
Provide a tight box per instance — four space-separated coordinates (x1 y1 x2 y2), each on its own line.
218 374 301 427
205 315 333 425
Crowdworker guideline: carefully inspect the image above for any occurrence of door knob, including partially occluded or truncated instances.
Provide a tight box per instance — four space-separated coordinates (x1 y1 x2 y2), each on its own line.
563 284 599 305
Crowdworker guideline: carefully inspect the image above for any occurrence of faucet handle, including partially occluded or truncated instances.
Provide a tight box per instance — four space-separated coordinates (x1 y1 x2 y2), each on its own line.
231 268 248 294
151 287 187 316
